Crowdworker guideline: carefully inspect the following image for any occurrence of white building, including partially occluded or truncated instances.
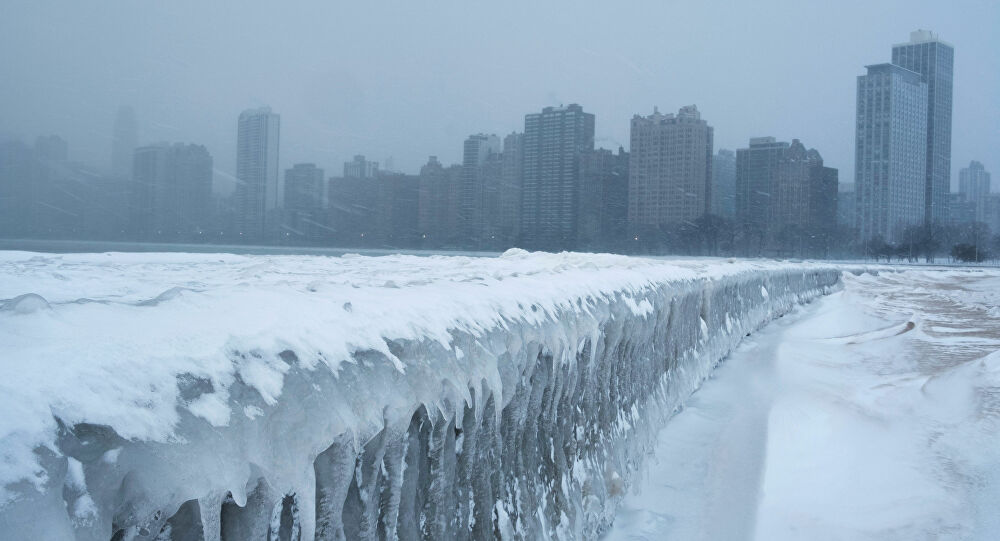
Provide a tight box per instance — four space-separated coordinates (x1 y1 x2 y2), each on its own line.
855 64 928 243
235 107 280 239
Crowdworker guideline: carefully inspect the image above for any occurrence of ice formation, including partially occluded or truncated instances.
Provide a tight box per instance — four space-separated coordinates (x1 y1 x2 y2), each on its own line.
0 250 842 540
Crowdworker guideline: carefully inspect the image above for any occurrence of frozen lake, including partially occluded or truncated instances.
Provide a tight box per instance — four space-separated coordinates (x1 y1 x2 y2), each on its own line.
606 269 1000 540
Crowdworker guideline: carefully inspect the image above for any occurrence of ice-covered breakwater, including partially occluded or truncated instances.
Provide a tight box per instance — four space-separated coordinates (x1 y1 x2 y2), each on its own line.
0 250 841 540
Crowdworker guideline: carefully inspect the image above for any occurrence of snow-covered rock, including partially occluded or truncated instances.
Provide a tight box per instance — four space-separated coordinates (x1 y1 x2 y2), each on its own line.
0 251 842 540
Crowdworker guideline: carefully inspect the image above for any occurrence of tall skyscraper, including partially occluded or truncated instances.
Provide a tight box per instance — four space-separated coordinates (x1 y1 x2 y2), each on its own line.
112 106 138 179
628 105 713 235
235 107 280 239
417 156 456 246
498 132 524 245
460 133 501 245
892 30 954 227
343 155 379 178
855 63 928 243
521 104 595 250
580 146 629 249
130 143 213 239
958 161 991 223
711 149 736 219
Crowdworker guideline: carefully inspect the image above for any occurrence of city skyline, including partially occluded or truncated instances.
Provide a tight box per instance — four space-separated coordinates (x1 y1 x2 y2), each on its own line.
1 2 996 193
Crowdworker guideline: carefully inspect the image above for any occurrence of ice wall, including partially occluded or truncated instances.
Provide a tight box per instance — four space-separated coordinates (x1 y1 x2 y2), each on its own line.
0 251 842 540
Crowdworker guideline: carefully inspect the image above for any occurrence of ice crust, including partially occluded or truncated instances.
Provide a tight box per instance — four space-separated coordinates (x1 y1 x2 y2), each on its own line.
0 250 843 540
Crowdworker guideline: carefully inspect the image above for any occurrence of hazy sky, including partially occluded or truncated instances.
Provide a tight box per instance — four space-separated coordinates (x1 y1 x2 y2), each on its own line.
1 0 997 194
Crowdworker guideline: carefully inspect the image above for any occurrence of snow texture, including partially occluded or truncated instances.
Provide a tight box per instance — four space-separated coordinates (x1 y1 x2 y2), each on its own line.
606 268 1000 541
0 250 842 540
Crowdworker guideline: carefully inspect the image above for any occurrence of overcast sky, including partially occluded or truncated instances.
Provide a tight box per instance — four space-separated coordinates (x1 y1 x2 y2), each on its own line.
1 0 997 193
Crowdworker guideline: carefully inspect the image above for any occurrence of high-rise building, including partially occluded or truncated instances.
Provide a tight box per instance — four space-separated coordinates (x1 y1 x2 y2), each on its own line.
343 155 379 178
580 146 629 249
958 161 991 223
736 137 789 250
112 106 138 179
837 183 857 227
892 30 954 227
284 163 326 211
374 173 419 247
628 105 713 236
283 163 326 241
498 132 524 245
521 104 595 250
460 133 501 245
130 143 213 239
235 107 280 239
417 156 460 247
772 140 838 256
855 63 928 244
711 149 736 218
946 193 975 226
328 175 377 245
736 138 837 256
986 195 1000 235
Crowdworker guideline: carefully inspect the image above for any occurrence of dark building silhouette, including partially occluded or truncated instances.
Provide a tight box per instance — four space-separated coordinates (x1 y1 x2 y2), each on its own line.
417 156 459 247
579 147 629 250
460 134 502 247
736 137 788 252
327 176 377 245
737 138 838 256
375 173 419 247
1 137 129 240
130 143 213 240
498 132 524 246
711 149 736 219
283 163 326 241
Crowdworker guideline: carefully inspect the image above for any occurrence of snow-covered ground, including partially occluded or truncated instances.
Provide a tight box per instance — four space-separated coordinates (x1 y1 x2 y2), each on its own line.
0 250 842 539
606 269 1000 541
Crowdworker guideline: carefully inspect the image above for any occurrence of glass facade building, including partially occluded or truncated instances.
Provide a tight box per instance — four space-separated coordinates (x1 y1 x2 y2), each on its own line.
891 30 954 227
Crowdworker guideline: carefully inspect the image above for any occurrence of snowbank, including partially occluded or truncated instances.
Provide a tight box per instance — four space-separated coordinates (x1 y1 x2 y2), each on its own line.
0 250 841 539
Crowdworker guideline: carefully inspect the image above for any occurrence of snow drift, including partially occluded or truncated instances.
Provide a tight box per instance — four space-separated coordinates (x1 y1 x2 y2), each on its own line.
0 250 841 540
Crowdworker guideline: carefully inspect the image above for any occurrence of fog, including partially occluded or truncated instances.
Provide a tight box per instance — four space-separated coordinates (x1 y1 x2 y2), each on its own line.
1 0 997 191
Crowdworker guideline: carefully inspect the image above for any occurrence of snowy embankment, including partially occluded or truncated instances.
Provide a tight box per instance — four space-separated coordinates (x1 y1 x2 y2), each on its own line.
0 250 841 540
606 268 1000 541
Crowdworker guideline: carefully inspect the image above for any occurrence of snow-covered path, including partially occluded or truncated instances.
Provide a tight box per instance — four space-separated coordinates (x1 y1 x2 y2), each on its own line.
606 269 1000 541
